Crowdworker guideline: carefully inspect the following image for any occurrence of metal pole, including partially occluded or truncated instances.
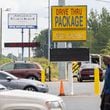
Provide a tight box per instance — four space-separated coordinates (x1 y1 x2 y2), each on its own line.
58 0 66 80
47 0 51 81
21 28 24 61
58 0 73 95
68 62 74 95
48 0 50 62
0 8 2 57
28 29 31 61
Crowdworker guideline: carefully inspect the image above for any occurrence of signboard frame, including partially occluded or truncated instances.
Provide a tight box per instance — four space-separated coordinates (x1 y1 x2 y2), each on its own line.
8 13 38 29
51 5 87 41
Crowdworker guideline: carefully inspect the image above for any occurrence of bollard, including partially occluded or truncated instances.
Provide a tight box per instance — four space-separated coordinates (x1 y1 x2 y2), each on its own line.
48 66 51 81
41 69 45 83
94 67 101 95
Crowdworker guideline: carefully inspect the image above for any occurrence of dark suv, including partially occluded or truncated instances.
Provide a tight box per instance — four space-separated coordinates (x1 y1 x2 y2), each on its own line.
0 61 43 80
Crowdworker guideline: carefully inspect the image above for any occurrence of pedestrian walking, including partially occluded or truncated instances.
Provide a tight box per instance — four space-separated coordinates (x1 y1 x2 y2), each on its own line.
100 55 110 110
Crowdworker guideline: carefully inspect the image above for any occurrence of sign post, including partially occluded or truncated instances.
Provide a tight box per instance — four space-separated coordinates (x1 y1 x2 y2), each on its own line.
50 47 89 95
8 13 38 60
51 5 87 95
68 62 73 95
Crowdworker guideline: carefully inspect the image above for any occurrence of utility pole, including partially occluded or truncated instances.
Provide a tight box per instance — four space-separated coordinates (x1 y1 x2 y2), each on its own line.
0 8 2 57
58 0 67 80
0 8 11 58
21 28 24 61
48 0 50 62
58 0 73 95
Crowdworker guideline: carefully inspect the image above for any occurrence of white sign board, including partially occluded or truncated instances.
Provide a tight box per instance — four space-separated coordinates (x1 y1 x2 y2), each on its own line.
8 13 37 29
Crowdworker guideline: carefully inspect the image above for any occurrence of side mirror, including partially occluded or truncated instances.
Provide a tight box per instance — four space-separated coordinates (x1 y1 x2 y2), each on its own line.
6 77 13 81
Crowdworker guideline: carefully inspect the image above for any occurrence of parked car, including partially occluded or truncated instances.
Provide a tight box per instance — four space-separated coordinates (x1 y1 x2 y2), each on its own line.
0 71 48 93
77 63 104 82
0 61 43 80
0 84 65 110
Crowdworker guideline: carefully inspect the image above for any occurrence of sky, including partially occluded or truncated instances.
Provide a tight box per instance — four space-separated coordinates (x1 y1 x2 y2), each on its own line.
0 0 110 57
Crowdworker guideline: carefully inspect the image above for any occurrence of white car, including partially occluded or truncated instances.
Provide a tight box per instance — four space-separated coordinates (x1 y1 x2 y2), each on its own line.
0 84 65 110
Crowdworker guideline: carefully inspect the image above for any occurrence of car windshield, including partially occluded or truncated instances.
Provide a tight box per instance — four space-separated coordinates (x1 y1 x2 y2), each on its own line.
81 64 100 69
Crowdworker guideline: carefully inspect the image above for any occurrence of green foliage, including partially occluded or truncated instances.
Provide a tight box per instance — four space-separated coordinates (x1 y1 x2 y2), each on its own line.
0 57 12 65
88 8 110 54
7 53 17 60
83 30 94 53
32 29 48 58
101 39 110 55
88 9 99 37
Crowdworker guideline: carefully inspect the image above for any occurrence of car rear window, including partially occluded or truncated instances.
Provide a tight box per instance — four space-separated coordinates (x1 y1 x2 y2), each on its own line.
81 64 100 69
14 63 36 69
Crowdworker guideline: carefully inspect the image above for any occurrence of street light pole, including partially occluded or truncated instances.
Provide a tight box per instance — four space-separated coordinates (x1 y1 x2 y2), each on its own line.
28 28 31 61
21 28 24 61
0 8 11 58
48 0 50 62
47 0 51 81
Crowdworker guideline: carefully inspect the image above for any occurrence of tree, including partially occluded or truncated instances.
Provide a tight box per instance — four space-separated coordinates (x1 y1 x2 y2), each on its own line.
7 53 17 60
88 9 99 38
88 8 110 54
32 29 48 58
32 29 54 58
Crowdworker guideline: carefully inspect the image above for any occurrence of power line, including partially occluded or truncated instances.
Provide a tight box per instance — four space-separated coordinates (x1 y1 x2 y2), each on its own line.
96 0 110 3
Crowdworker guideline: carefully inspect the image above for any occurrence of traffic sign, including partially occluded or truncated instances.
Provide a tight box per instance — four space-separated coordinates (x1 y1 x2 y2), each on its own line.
51 5 87 41
4 42 40 47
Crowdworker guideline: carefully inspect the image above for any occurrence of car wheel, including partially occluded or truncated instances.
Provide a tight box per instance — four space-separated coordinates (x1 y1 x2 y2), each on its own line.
24 86 37 91
27 75 38 80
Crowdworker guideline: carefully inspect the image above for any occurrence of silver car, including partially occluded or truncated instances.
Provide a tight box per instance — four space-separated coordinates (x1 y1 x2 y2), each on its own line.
0 71 48 93
0 84 6 90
